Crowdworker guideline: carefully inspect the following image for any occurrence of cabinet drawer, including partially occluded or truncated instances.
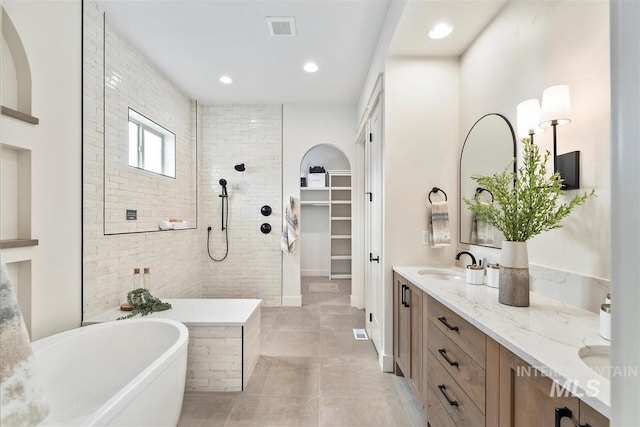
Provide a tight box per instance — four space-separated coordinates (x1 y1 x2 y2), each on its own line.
428 298 486 368
427 351 485 427
428 322 485 412
426 386 457 427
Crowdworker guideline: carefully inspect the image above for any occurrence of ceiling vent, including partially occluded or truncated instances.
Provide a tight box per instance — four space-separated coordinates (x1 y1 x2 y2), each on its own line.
266 17 297 36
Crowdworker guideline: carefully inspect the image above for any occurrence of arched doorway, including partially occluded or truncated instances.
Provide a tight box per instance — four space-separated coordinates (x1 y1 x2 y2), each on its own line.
299 144 352 305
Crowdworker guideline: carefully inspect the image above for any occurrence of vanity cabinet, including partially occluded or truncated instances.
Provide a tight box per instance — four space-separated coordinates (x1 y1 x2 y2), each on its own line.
392 271 609 427
498 346 609 427
393 272 422 397
424 298 499 427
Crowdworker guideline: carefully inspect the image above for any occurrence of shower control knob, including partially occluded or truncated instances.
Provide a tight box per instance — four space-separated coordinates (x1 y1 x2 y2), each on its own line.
260 223 272 234
260 205 272 216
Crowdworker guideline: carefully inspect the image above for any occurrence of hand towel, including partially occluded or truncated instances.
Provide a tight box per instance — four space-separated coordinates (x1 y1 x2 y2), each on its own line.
429 200 451 247
0 263 49 425
281 196 299 254
471 202 494 246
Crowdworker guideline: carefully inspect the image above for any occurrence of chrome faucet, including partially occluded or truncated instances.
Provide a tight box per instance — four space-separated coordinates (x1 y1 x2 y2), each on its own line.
455 251 477 266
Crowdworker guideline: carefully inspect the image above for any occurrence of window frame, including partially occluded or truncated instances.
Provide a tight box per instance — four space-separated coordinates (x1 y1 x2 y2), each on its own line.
127 108 176 179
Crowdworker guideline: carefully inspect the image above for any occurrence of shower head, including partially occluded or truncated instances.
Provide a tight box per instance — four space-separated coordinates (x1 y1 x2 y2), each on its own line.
234 163 245 172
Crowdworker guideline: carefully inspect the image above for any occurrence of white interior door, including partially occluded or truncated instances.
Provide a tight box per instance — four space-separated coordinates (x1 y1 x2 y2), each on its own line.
365 96 383 353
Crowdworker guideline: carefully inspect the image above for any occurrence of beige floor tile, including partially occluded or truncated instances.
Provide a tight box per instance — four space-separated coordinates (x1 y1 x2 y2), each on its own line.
178 392 239 427
273 311 321 332
261 330 320 357
244 356 320 397
320 397 412 427
320 327 378 360
320 313 366 331
320 304 364 315
319 357 397 398
225 395 319 427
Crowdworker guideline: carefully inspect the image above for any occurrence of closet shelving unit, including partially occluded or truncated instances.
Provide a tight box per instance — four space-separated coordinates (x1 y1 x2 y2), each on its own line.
328 172 351 279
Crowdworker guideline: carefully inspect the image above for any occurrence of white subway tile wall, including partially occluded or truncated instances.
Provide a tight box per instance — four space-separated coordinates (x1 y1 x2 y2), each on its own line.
200 105 282 306
83 1 201 320
103 22 197 234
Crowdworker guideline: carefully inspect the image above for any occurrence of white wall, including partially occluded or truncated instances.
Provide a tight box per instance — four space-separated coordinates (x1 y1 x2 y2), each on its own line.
459 0 611 281
356 0 406 128
282 104 357 305
200 105 282 306
381 57 460 367
610 0 640 423
1 0 82 340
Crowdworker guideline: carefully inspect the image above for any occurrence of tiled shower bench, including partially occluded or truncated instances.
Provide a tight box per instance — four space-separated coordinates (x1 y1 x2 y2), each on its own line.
84 298 261 392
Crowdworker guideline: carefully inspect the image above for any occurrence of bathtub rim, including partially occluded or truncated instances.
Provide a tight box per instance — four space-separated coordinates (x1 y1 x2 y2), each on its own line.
33 318 189 426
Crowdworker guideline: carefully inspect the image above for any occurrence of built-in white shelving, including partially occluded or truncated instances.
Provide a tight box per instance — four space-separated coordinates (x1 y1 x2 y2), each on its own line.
329 172 351 280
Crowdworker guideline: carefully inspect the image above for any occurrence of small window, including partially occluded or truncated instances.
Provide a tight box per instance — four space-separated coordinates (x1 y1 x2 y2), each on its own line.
128 108 176 178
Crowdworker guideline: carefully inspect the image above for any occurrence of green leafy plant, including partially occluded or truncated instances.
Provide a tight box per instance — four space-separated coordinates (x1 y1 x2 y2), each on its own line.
117 288 172 320
463 137 595 242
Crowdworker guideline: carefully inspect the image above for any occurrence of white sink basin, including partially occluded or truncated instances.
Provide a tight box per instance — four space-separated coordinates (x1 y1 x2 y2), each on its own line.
578 345 611 380
416 268 464 281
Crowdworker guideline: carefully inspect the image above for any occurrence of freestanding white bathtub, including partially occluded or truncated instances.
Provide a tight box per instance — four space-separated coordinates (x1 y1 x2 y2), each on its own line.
32 318 188 426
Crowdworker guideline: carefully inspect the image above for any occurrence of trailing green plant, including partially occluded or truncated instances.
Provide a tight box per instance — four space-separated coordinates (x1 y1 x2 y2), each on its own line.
463 137 595 242
117 288 172 320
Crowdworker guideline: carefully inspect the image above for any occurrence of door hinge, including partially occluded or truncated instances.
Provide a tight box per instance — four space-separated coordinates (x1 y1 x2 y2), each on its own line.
369 133 373 142
369 313 373 322
365 191 372 202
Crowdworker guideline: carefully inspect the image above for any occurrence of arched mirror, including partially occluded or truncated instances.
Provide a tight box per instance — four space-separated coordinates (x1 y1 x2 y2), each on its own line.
459 113 516 249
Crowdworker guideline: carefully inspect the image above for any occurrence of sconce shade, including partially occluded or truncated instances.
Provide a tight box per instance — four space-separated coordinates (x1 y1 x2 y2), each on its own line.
539 85 571 127
517 99 543 138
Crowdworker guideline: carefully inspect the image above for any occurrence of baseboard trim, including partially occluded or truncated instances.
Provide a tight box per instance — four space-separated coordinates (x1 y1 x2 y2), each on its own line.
379 353 394 373
350 295 363 309
281 295 302 307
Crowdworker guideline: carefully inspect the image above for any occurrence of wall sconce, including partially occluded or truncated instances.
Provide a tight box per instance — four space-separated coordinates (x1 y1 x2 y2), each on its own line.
516 99 543 141
539 84 580 190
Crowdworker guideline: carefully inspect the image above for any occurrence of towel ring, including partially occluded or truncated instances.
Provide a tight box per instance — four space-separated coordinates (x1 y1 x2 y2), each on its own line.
428 187 448 203
475 187 494 203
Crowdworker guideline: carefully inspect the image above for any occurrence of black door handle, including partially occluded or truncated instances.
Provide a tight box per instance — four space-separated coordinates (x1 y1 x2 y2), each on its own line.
401 285 406 306
365 192 372 202
555 407 572 427
438 316 459 332
369 253 379 263
438 348 459 367
437 384 459 407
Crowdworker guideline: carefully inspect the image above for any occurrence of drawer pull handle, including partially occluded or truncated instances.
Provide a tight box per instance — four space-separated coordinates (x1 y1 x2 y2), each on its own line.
438 384 459 407
438 316 459 332
438 348 459 367
555 407 572 427
576 424 591 427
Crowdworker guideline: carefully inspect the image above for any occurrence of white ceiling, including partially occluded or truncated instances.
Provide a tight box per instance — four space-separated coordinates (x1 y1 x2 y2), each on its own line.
98 0 391 105
388 0 507 57
97 0 507 105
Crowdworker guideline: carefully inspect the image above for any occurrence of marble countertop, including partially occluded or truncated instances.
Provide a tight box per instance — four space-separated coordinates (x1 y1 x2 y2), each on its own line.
83 298 262 326
394 266 611 418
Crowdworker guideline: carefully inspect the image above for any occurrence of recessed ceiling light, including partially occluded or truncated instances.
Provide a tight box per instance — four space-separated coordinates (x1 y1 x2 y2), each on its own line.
428 22 453 40
219 75 233 85
303 62 319 73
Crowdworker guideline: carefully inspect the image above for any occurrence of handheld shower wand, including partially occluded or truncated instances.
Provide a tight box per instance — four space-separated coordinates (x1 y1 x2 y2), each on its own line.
219 178 228 198
208 178 230 262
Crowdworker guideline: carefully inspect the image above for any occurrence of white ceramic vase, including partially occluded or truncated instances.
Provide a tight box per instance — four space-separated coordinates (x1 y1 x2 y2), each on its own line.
499 241 530 307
